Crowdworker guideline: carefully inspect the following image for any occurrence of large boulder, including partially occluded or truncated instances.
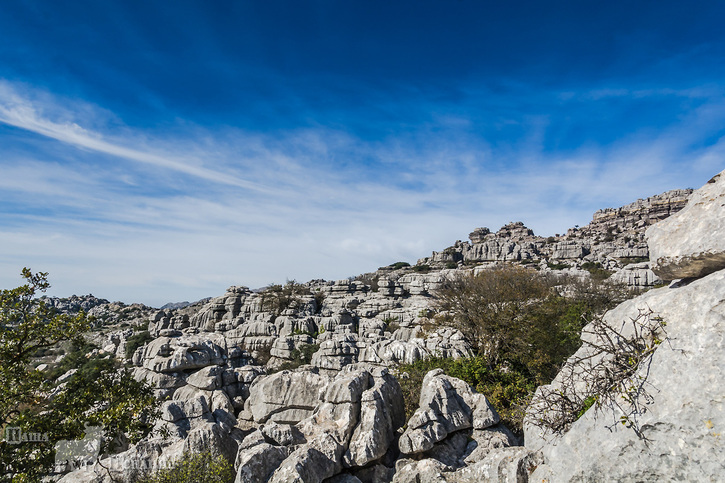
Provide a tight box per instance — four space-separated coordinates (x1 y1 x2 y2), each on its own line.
524 268 725 481
399 369 499 455
242 368 331 424
234 365 405 482
647 169 725 280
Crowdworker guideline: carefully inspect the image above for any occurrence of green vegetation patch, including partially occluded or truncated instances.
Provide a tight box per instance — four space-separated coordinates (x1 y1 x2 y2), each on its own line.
126 330 154 359
136 451 235 483
388 261 411 270
426 265 634 435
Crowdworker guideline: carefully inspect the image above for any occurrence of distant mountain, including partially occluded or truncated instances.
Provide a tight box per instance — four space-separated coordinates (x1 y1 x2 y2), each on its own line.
160 298 212 310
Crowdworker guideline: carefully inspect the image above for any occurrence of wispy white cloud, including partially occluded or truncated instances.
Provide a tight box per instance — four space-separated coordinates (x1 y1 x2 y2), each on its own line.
0 80 722 305
0 81 267 192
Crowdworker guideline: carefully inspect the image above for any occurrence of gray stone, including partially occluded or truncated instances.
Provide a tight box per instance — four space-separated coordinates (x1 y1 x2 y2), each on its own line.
245 368 330 424
261 421 306 446
344 368 405 467
647 169 725 280
235 443 290 483
525 268 725 481
399 370 499 455
268 431 345 483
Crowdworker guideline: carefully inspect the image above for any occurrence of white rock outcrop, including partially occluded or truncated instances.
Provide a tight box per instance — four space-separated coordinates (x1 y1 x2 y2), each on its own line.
525 169 725 481
647 169 725 280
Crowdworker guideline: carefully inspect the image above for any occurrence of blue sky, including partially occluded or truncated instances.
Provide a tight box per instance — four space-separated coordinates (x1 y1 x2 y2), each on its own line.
1 1 724 306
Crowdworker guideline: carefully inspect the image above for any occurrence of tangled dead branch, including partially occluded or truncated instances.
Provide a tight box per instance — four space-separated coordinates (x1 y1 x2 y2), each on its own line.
530 307 668 439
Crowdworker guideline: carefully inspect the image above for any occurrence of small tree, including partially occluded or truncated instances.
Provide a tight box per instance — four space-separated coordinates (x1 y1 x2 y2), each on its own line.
429 265 634 434
434 265 551 366
0 269 157 481
260 280 310 315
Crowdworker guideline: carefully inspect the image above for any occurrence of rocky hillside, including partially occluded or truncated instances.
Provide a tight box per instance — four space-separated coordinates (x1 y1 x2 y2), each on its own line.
521 170 725 481
54 181 725 483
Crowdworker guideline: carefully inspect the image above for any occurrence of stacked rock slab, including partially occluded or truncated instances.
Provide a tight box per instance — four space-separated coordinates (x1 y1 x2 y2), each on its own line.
392 369 539 482
422 189 691 289
234 364 406 482
524 171 725 481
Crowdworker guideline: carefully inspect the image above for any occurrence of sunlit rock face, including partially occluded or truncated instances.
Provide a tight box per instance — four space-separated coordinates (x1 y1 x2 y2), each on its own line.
55 185 705 483
647 169 725 280
525 172 725 482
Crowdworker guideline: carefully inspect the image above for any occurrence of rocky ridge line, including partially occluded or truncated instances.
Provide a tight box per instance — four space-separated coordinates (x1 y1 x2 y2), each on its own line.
52 184 714 483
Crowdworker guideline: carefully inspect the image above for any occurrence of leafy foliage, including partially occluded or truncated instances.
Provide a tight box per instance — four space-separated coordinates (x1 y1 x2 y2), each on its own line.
136 451 234 483
260 280 310 315
546 262 570 270
388 262 411 270
580 261 613 280
422 265 633 434
0 269 157 481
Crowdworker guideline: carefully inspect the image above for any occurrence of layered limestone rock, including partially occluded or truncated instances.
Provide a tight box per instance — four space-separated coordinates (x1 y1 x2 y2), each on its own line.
524 175 725 481
421 189 692 288
392 369 538 483
647 170 725 280
241 368 331 425
53 185 704 482
234 364 406 482
398 369 500 455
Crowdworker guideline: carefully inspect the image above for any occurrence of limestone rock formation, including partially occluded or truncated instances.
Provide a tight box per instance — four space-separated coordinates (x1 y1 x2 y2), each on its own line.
647 169 725 280
392 370 538 483
398 369 500 455
523 173 725 482
234 364 405 482
421 189 691 289
53 185 706 483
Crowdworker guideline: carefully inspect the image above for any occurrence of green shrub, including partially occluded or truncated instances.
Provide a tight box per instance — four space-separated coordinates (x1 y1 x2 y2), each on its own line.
260 280 310 315
547 262 570 270
355 273 380 292
428 266 635 435
313 290 326 314
46 339 103 381
126 330 153 359
445 261 458 269
136 451 234 483
396 356 535 436
618 256 649 264
389 261 411 270
580 262 613 281
273 344 320 373
412 264 431 273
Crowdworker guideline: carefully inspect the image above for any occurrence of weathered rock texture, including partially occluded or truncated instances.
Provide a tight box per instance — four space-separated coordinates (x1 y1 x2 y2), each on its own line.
647 169 725 280
524 172 725 481
53 186 702 483
392 370 538 483
421 189 691 288
525 269 725 481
